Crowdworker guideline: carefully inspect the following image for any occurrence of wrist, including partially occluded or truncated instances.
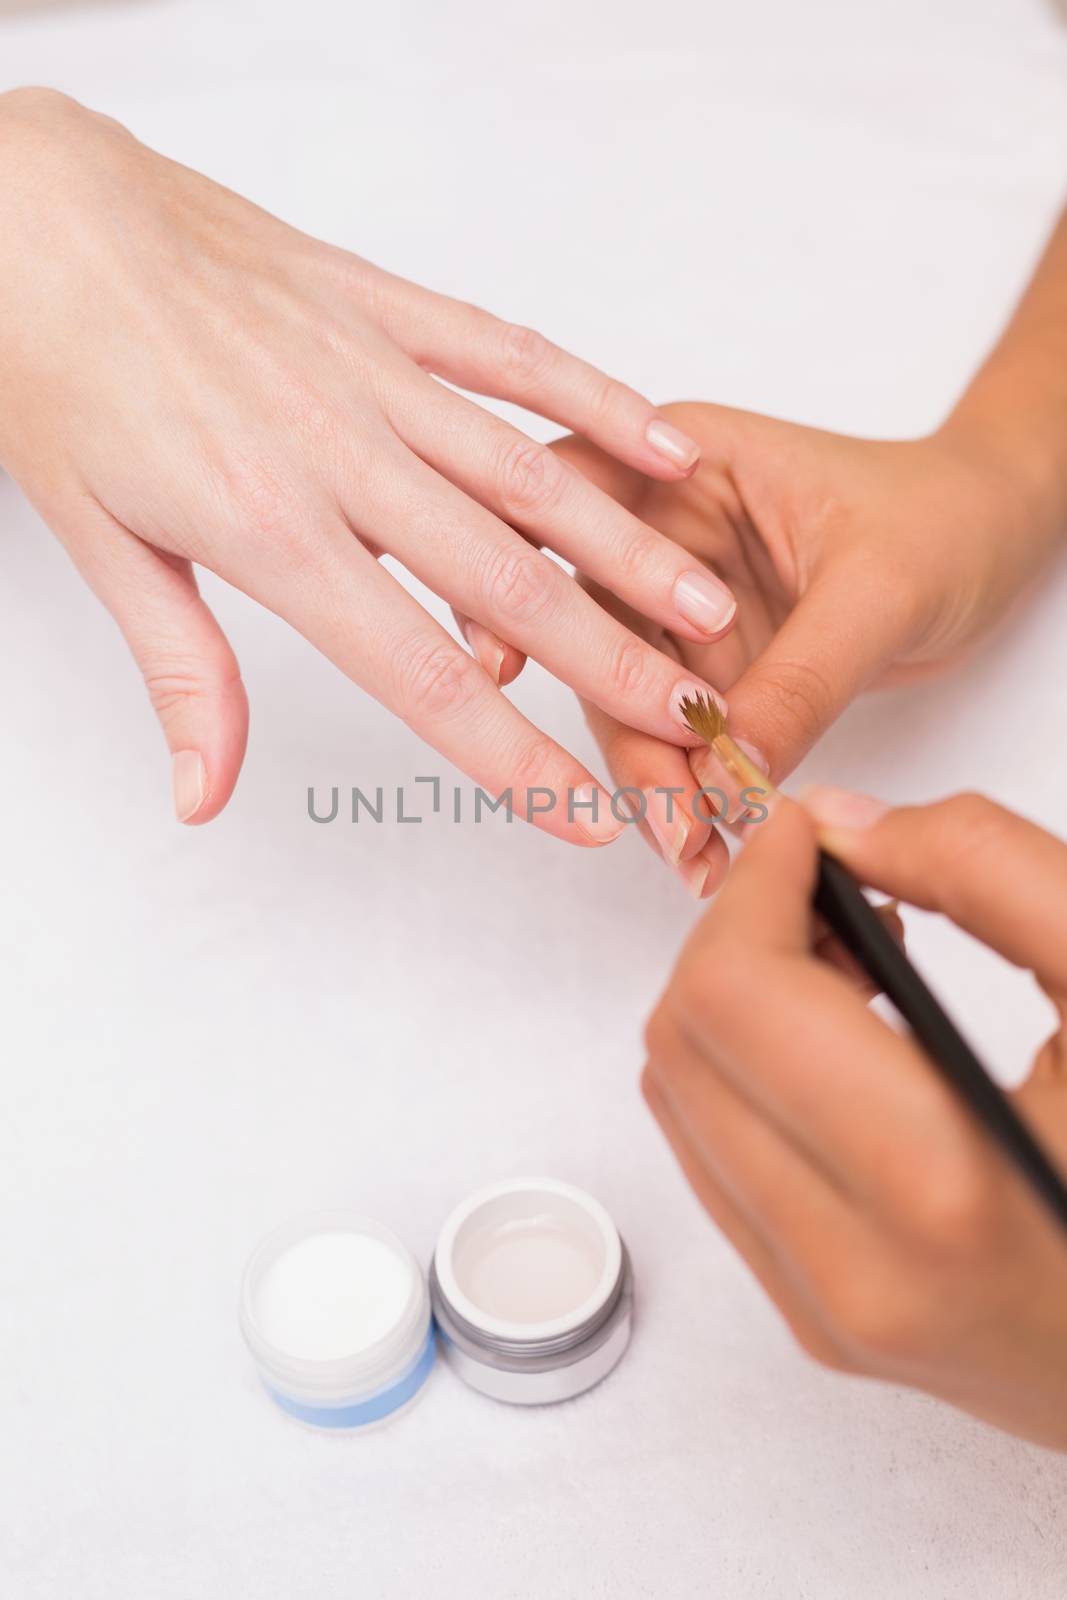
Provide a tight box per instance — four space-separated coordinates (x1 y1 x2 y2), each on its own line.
932 386 1067 558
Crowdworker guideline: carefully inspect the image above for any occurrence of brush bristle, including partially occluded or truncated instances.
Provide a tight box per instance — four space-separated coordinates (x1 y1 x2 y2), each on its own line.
679 691 727 745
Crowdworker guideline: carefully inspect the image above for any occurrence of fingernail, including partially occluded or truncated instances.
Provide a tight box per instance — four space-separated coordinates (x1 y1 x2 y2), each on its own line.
736 738 770 776
646 418 700 472
676 854 710 898
465 619 505 685
572 782 627 844
671 683 728 737
172 750 206 823
643 787 690 865
801 784 888 831
673 569 736 635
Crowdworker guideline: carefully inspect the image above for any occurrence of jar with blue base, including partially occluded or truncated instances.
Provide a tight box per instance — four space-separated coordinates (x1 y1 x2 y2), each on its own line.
240 1212 435 1430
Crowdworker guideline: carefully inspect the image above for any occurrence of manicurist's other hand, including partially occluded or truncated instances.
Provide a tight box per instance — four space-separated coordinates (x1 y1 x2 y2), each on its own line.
547 203 1067 892
550 398 1066 892
644 789 1067 1449
0 87 737 837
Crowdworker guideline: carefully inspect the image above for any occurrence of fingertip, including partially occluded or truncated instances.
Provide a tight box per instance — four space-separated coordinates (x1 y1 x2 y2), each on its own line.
458 616 526 689
168 673 249 826
672 569 737 641
172 749 207 824
676 832 730 898
496 643 527 688
644 417 702 477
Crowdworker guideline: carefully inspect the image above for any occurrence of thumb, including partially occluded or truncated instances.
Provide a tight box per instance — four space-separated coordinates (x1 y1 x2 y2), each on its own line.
65 509 249 824
721 558 916 781
801 788 1067 997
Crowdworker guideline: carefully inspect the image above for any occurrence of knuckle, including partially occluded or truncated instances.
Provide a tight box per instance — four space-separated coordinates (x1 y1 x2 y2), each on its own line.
897 1146 994 1257
675 939 749 1037
937 792 1010 856
142 664 207 722
481 544 560 627
603 635 650 699
586 373 629 427
213 450 310 554
639 1056 661 1108
611 527 662 589
507 732 567 799
821 1269 925 1365
500 322 553 387
273 371 346 448
398 638 482 722
496 438 566 518
924 794 1016 920
790 1321 855 1373
642 1001 677 1071
750 658 835 756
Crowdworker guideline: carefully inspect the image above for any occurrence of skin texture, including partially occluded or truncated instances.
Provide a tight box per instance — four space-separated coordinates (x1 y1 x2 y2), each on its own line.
643 792 1067 1450
0 87 738 839
534 204 1067 891
547 402 1066 894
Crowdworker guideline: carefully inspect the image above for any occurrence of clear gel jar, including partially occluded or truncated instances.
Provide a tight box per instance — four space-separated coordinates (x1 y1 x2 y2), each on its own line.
240 1212 435 1429
430 1177 633 1404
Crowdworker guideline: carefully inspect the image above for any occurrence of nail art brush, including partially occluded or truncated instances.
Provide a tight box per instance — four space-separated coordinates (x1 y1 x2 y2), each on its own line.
679 692 1067 1240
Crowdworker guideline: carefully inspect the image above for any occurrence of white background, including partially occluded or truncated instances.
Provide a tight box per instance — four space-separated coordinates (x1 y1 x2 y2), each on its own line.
3 1 1067 1594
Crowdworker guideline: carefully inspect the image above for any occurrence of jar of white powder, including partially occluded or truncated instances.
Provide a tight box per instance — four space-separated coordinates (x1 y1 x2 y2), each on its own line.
239 1212 435 1429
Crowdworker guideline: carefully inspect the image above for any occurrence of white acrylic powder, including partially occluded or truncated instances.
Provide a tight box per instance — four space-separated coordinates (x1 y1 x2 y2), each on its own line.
254 1231 413 1361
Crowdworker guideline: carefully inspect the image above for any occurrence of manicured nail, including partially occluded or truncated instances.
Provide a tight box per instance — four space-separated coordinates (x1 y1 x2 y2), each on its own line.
465 619 505 685
676 854 710 898
736 738 769 776
801 784 888 831
673 569 736 635
646 418 700 472
572 782 627 844
643 787 690 865
671 683 728 737
172 750 206 822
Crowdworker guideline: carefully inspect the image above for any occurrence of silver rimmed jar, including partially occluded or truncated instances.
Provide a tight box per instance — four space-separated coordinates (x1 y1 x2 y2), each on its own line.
430 1177 633 1404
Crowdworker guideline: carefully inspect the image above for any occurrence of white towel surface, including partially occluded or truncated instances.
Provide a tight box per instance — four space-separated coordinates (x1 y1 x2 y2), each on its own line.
3 2 1067 1595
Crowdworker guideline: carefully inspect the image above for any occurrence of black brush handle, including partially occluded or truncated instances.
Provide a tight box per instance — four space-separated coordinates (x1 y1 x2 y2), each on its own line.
814 850 1067 1238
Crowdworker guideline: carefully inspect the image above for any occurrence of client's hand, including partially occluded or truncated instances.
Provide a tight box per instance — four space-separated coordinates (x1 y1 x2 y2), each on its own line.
550 402 1060 891
0 89 733 837
644 790 1067 1449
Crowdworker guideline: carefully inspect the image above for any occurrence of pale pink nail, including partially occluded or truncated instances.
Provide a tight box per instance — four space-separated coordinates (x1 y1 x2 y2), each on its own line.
572 782 626 844
172 750 206 823
736 738 770 776
802 784 888 831
673 569 736 635
646 419 700 471
676 854 710 898
643 787 689 865
465 619 505 685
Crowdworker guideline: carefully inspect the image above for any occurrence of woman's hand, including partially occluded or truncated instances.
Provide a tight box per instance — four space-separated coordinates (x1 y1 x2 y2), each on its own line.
0 89 736 837
549 402 1064 890
643 790 1067 1449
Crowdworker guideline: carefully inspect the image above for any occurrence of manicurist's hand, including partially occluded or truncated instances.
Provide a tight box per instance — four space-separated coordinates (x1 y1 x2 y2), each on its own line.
551 400 1066 893
0 88 735 837
547 204 1067 893
644 790 1067 1449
